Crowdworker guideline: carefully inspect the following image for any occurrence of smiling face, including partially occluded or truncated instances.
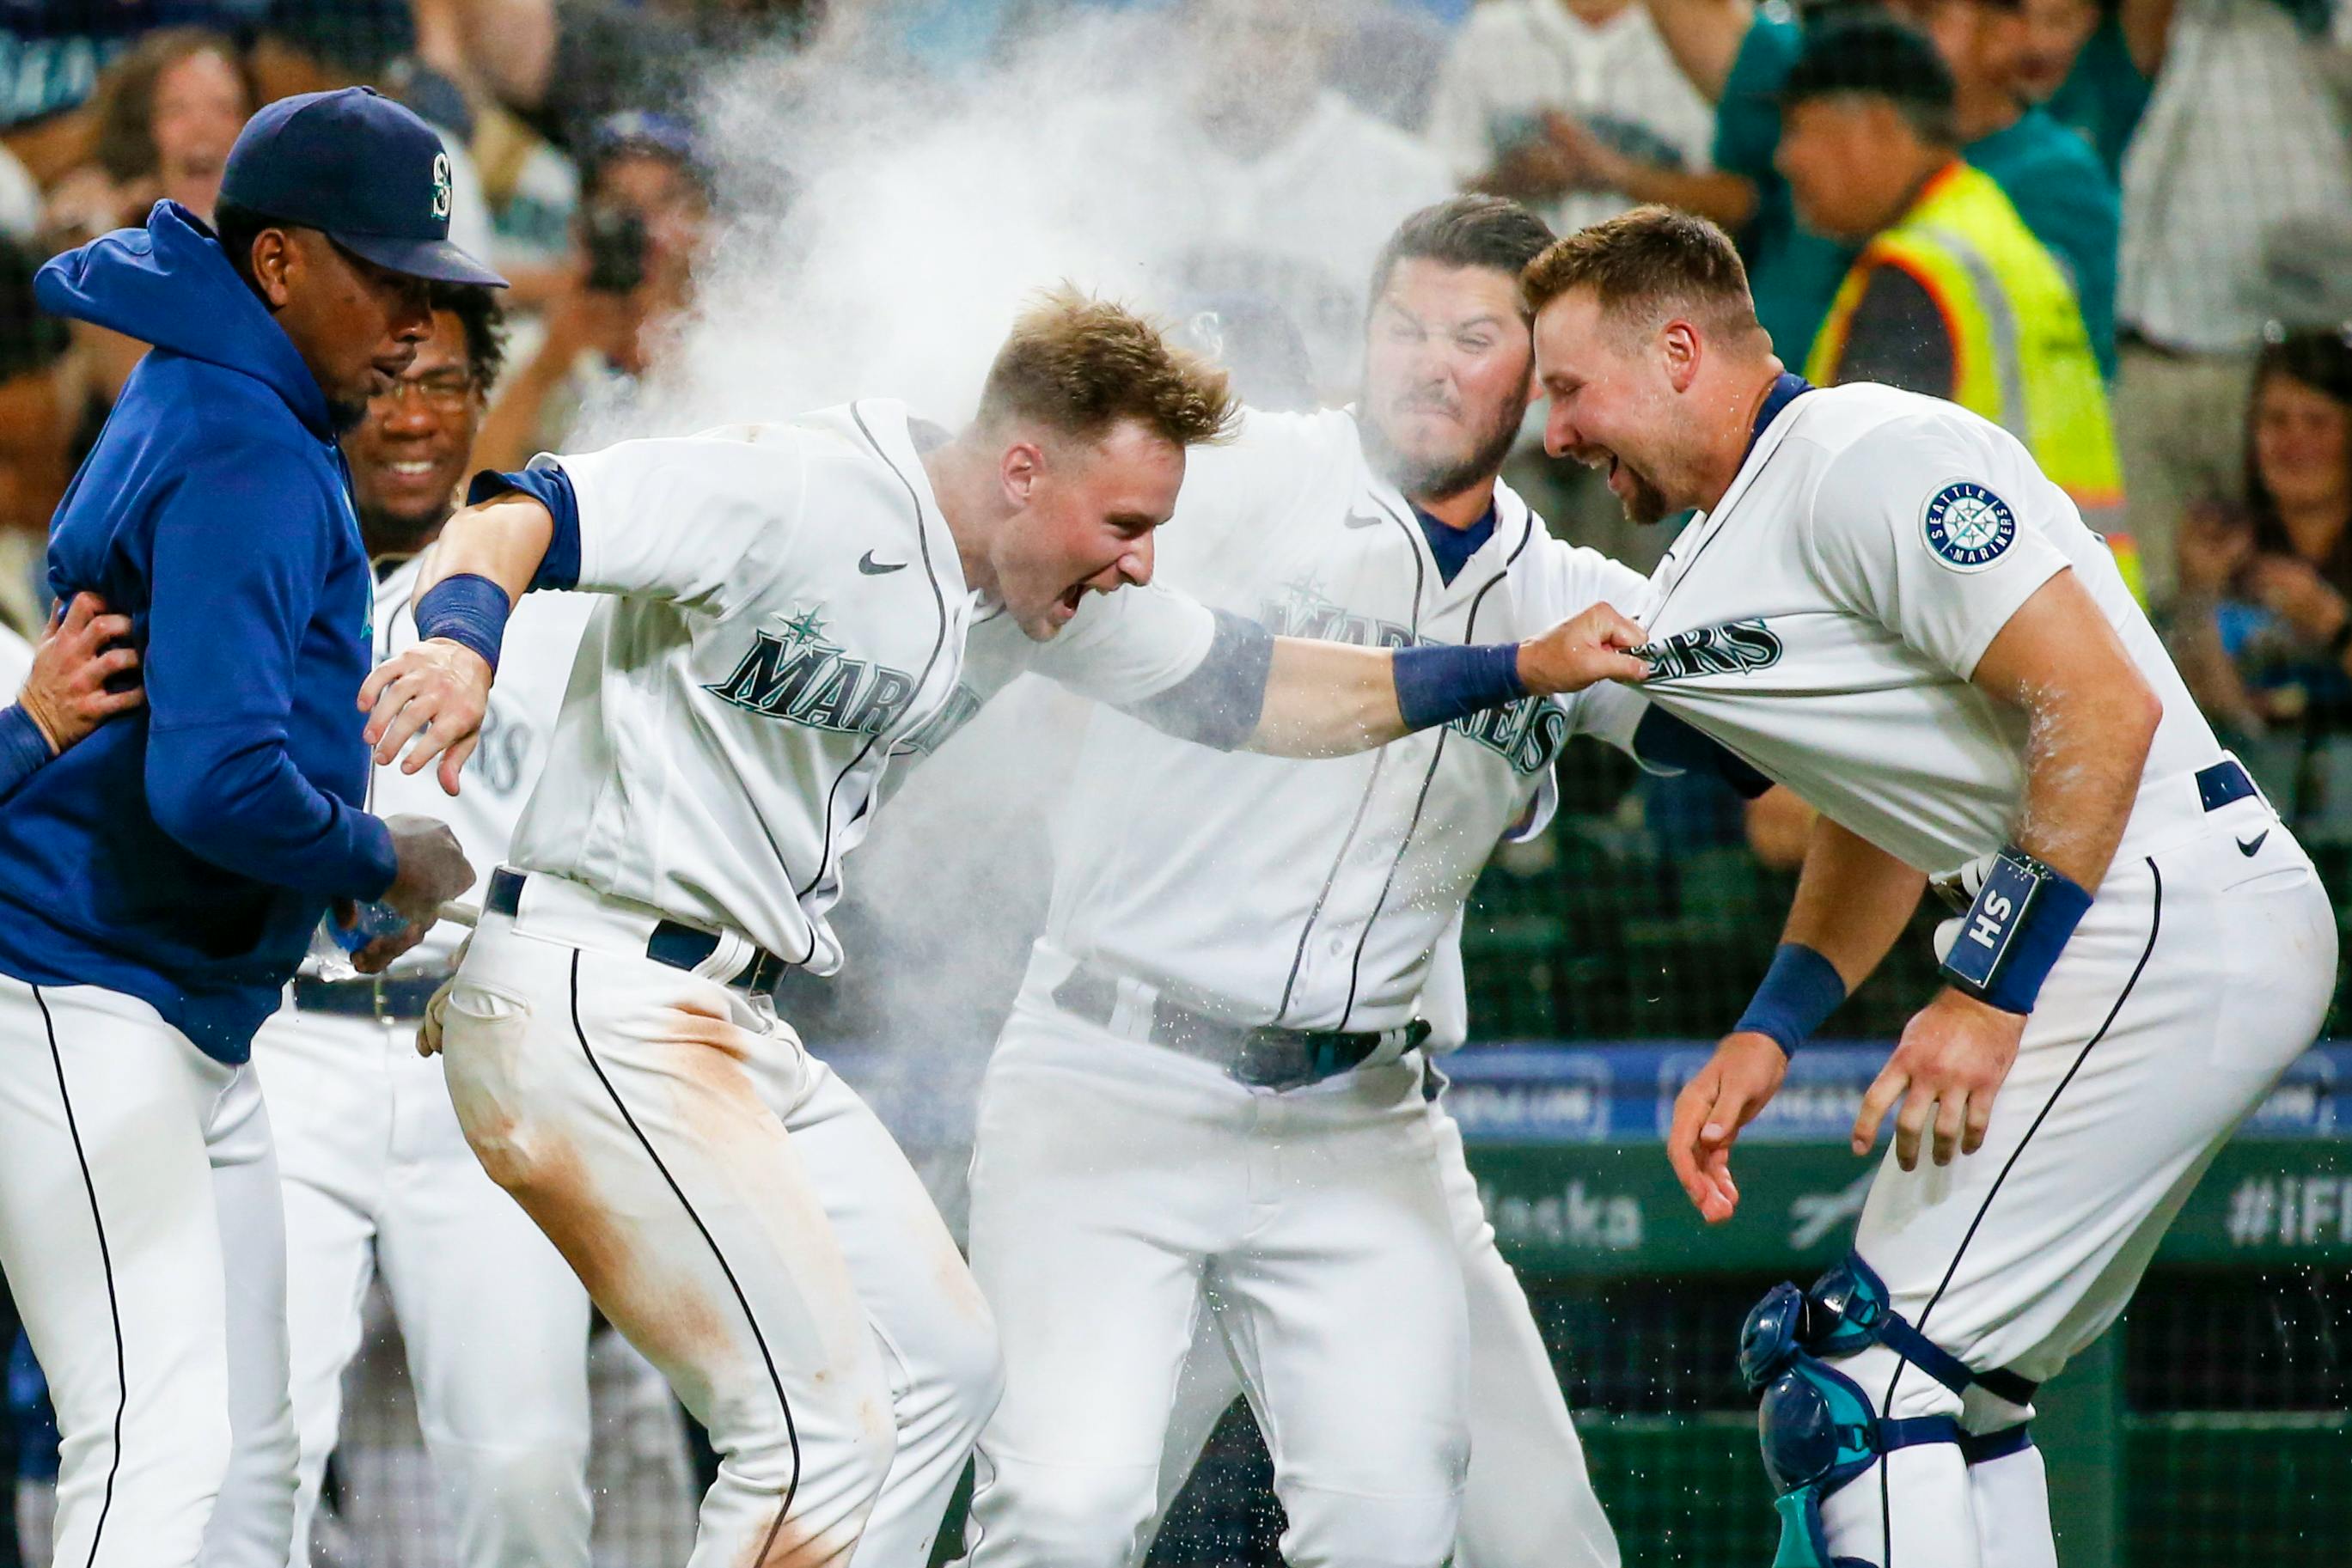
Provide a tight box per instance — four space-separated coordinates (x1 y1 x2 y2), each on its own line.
2253 372 2352 521
1531 289 1692 525
150 46 248 220
991 418 1184 641
1359 257 1534 503
344 307 486 557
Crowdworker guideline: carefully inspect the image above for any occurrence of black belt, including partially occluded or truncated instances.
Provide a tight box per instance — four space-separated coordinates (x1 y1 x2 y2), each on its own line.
485 869 792 996
292 972 448 1022
1932 760 2261 914
1050 965 1427 1091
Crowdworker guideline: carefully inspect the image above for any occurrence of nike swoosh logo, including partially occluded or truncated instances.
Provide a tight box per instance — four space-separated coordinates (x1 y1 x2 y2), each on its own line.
2238 830 2269 857
858 551 907 575
1343 511 1386 530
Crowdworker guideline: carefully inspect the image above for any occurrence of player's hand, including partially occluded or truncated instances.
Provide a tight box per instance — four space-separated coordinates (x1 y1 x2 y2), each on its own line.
380 814 474 924
417 974 454 1057
1667 1031 1788 1223
1853 989 2025 1170
360 638 492 796
17 593 142 753
1516 603 1651 696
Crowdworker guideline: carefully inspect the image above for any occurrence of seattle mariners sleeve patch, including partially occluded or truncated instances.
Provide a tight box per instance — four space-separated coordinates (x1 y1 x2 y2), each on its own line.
1921 481 2017 572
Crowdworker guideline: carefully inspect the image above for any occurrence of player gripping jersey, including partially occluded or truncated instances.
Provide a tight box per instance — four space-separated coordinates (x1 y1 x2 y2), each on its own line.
1527 208 2335 1568
960 198 1642 1568
361 290 1651 1567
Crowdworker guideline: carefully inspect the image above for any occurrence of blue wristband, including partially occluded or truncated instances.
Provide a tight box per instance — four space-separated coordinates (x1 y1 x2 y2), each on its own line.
1736 942 1848 1056
1939 846 2092 1015
1392 643 1527 733
415 573 511 675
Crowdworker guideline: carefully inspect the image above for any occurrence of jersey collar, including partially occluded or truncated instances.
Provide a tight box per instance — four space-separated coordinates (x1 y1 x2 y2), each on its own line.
1744 371 1813 464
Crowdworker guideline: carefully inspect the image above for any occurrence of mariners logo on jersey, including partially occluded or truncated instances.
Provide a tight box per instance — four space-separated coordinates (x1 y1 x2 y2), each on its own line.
1259 577 1565 775
1922 482 2017 571
706 605 923 737
1259 578 1412 650
1638 618 1787 682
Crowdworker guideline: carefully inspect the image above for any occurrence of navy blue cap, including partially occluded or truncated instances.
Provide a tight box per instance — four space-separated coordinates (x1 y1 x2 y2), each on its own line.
220 87 506 288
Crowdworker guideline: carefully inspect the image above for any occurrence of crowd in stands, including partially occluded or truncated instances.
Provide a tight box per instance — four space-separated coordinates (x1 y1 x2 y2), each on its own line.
1 0 2349 954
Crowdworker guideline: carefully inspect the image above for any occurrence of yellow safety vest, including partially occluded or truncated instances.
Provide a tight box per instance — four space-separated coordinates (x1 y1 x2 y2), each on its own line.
1806 162 2127 534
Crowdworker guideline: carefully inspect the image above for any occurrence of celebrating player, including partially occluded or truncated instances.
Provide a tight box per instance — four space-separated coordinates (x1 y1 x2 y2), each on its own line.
358 288 1649 1567
962 198 1639 1568
1527 207 2336 1568
250 287 605 1568
0 89 492 1568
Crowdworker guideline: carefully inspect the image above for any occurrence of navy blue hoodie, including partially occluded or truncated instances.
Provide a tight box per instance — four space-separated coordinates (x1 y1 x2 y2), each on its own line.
0 202 398 1062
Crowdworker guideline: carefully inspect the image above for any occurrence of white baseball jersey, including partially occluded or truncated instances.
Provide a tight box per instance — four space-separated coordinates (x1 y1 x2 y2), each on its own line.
1054 91 1454 391
988 406 1652 1036
0 623 28 699
1426 0 1716 237
1628 382 2227 877
370 552 597 971
505 400 1216 973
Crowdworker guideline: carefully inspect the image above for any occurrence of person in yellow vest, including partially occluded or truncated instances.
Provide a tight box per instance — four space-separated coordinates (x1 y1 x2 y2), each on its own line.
1773 11 2137 596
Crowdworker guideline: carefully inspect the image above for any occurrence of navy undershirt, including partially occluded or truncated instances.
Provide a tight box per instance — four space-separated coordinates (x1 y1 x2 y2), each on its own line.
1414 500 1497 588
1746 371 1813 461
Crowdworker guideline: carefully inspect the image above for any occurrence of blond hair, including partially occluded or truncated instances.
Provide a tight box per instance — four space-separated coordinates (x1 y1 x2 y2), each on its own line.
976 286 1240 449
1521 206 1762 341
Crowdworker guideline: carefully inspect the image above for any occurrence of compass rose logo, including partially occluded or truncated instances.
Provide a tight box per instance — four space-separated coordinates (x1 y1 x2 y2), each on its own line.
1922 481 2016 571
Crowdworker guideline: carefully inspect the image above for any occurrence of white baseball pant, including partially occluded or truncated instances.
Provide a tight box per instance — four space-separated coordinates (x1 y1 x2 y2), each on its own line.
251 1004 593 1568
1146 1090 1622 1568
964 977 1471 1568
1808 809 2335 1568
437 872 1001 1568
0 974 296 1568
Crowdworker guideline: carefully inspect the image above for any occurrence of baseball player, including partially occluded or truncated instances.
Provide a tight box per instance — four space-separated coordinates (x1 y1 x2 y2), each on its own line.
0 90 492 1568
247 288 604 1568
1525 207 2336 1568
961 198 1641 1568
359 288 1649 1567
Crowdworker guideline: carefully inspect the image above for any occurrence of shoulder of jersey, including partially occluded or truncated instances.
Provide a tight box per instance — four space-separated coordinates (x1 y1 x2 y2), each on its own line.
1783 381 1995 456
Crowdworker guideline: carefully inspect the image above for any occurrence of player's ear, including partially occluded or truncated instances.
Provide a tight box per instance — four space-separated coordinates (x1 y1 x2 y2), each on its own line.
999 439 1044 509
1659 320 1701 394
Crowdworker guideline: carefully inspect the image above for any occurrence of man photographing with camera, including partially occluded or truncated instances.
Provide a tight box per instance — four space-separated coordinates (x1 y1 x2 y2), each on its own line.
473 110 708 471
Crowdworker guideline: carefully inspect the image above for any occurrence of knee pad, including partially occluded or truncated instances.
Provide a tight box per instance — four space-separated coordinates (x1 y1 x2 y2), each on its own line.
1739 1255 2022 1568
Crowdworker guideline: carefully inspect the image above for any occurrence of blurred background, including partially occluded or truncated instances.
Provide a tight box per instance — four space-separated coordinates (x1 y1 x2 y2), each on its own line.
3 0 2349 1563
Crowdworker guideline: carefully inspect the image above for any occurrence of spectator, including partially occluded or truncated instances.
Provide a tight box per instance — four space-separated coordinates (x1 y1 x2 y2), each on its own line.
1778 15 2121 516
0 241 75 644
1050 0 1453 400
2015 0 2150 178
473 111 709 470
0 1 267 186
40 27 255 247
1427 0 1720 240
2171 325 2352 820
1646 0 2118 381
2114 0 2352 609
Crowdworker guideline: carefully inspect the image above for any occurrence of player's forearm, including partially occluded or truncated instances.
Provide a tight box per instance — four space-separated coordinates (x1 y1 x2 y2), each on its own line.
413 493 555 607
2009 680 2159 893
1244 638 1409 758
1780 814 1926 993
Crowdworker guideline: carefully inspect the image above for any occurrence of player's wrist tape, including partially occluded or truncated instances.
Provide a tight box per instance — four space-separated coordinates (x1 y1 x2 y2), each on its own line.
1392 643 1527 733
1736 943 1847 1056
1938 845 2092 1015
415 573 511 675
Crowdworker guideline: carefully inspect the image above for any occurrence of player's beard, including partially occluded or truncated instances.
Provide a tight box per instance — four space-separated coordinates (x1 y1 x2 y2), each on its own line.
1364 384 1530 506
1616 457 1671 527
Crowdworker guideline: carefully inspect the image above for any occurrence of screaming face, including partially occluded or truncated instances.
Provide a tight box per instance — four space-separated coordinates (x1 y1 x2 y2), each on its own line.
992 418 1183 641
